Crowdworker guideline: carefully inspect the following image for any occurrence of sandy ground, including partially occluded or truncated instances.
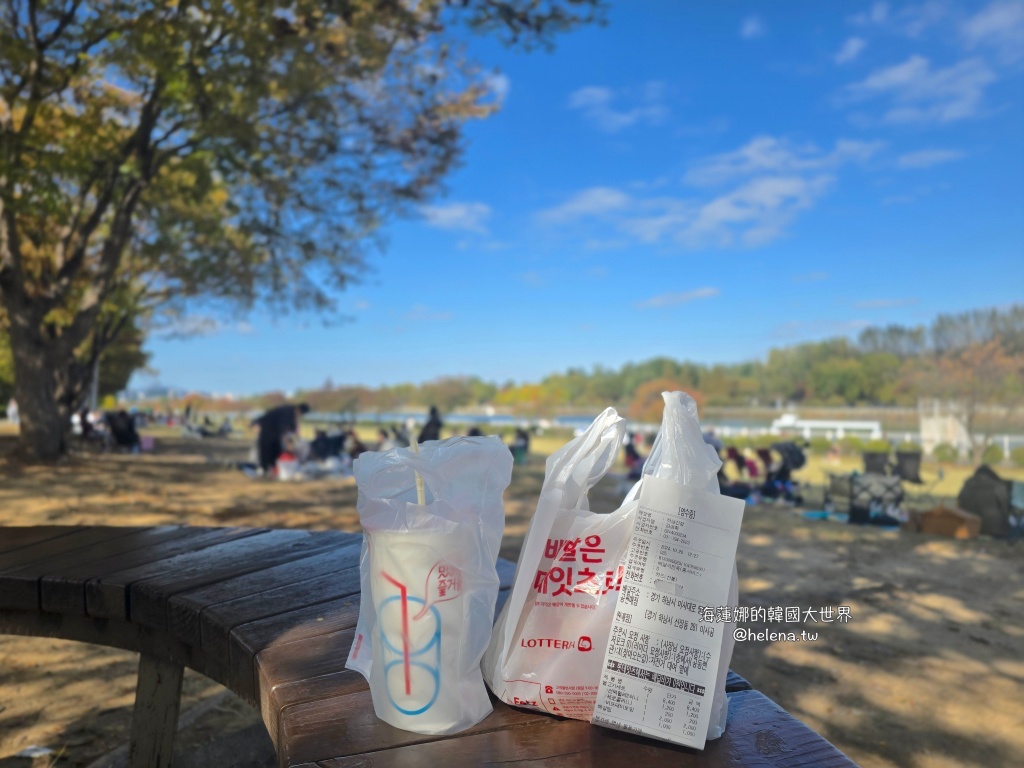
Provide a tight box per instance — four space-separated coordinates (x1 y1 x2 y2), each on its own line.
1 429 1022 767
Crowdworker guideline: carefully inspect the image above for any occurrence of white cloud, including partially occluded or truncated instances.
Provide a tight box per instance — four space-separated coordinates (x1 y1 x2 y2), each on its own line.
539 135 883 249
635 287 720 309
538 187 631 223
849 2 890 26
896 149 964 168
684 175 833 248
354 300 371 311
568 83 667 132
740 16 765 39
962 1 1024 63
153 316 252 338
404 304 453 322
419 202 491 234
835 37 867 64
485 72 511 103
685 136 883 187
846 55 995 123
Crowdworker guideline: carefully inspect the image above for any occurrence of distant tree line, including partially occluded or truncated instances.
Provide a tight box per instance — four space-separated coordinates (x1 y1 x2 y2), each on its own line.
205 305 1023 421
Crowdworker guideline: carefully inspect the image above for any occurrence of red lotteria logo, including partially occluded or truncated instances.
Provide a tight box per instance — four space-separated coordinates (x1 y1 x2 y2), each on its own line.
578 636 593 652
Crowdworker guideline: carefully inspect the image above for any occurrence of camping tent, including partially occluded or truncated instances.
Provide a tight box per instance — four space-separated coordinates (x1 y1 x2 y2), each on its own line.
956 465 1011 538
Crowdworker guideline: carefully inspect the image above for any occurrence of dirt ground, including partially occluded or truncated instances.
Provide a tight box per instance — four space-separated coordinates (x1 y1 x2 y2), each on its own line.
1 430 1022 767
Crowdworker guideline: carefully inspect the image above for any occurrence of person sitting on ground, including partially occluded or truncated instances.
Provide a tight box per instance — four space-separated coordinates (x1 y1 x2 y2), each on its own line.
252 402 310 475
392 425 411 448
418 405 443 443
377 428 395 451
344 429 368 460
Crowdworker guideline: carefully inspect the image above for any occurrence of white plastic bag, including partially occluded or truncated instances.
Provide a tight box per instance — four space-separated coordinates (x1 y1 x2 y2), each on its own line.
482 407 630 720
346 436 512 734
482 393 738 741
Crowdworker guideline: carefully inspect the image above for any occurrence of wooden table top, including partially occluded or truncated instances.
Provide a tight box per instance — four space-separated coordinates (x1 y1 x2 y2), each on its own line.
0 525 857 767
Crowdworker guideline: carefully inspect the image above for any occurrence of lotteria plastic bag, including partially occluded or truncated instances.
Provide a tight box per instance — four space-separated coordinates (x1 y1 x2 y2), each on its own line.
482 393 738 741
346 436 513 735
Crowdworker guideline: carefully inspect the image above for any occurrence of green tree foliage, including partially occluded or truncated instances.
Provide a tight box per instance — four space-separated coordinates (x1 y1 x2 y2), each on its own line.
0 0 603 459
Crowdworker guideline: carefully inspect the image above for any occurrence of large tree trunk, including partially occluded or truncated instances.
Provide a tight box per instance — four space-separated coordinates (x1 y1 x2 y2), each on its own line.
6 310 82 462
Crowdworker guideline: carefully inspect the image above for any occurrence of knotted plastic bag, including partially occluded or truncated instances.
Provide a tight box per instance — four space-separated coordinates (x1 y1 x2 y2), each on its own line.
482 393 738 741
346 436 513 734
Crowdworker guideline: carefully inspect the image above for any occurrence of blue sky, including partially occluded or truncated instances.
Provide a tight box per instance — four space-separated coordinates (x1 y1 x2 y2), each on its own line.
136 0 1024 396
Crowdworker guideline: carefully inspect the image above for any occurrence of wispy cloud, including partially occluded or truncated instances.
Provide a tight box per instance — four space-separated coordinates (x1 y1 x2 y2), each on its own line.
685 136 883 187
419 202 492 234
404 304 453 322
635 287 720 309
539 135 881 249
962 1 1024 63
848 2 890 26
896 149 965 169
835 36 867 64
485 72 511 103
854 298 919 309
153 316 252 339
567 83 667 133
538 187 630 223
845 55 995 123
740 16 765 39
353 300 371 311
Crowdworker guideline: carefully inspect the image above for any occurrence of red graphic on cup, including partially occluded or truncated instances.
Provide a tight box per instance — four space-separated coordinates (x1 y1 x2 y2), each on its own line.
413 560 463 620
578 636 593 652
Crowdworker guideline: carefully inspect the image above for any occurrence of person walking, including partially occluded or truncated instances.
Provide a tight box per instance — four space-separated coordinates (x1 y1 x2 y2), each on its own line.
417 405 443 443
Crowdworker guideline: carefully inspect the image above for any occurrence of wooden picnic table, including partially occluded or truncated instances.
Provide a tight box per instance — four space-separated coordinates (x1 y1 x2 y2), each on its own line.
0 525 857 767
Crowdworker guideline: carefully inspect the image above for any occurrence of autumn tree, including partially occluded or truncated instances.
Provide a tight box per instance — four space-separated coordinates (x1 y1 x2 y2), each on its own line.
628 379 703 424
914 338 1024 460
0 0 602 460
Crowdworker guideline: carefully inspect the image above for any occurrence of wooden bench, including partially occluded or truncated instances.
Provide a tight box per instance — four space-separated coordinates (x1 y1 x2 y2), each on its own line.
0 526 857 767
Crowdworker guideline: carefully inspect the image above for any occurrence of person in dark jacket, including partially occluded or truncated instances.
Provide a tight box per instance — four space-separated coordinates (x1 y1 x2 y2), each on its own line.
253 403 310 474
417 405 443 444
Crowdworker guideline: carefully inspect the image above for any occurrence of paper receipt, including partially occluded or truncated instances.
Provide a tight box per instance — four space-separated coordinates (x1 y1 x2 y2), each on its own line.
592 475 745 749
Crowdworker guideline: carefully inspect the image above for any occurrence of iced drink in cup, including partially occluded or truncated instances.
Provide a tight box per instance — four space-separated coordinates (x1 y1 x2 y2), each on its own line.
346 436 512 735
365 528 477 729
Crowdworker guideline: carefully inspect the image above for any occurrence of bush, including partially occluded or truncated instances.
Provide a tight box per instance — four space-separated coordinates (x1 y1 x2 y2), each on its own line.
897 441 922 453
839 436 864 455
933 443 957 463
1011 446 1024 468
981 444 1004 465
864 439 892 454
808 436 832 455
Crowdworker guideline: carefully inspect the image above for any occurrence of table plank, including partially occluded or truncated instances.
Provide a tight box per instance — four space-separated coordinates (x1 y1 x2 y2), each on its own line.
201 561 363 670
0 527 190 612
316 689 858 768
256 629 358 746
228 593 362 703
0 527 143 574
0 526 78 555
725 669 752 692
281 690 542 768
167 535 360 647
42 527 262 615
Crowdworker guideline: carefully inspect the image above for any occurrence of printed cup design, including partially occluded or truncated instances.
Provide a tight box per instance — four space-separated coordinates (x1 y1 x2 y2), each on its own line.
378 571 443 716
